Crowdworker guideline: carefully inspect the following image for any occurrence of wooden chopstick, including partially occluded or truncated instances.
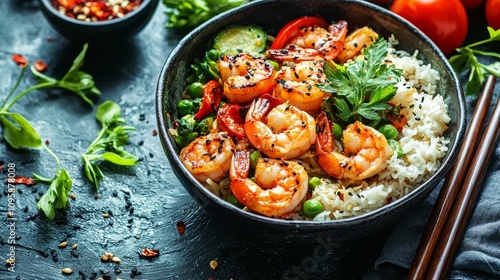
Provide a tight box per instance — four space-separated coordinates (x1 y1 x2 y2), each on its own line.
424 93 500 279
407 75 497 280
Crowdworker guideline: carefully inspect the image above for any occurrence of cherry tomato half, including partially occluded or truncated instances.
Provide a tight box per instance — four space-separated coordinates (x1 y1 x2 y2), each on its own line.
460 0 485 9
270 16 328 50
486 0 500 30
390 0 468 55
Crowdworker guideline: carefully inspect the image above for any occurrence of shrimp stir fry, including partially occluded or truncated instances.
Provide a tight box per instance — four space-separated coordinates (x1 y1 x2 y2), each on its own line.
244 97 316 159
274 58 328 116
267 20 348 62
217 53 275 104
229 150 308 218
180 132 235 183
315 113 391 180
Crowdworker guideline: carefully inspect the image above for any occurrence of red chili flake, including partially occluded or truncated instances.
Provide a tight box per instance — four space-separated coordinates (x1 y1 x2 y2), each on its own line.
11 54 28 68
152 129 158 136
51 0 143 22
47 37 54 42
7 176 36 186
0 161 4 171
34 60 48 72
141 248 160 258
176 221 186 235
45 139 51 145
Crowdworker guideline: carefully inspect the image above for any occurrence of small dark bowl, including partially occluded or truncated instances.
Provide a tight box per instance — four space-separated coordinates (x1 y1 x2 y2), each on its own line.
38 0 159 43
156 0 466 241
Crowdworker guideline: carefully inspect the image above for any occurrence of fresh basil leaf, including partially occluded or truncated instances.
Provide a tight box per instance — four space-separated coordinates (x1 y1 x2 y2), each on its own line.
0 112 42 149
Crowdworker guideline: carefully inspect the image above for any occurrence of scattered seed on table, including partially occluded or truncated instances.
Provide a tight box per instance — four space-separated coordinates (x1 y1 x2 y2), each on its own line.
61 268 73 275
72 244 78 250
59 241 68 248
70 193 76 200
210 260 218 270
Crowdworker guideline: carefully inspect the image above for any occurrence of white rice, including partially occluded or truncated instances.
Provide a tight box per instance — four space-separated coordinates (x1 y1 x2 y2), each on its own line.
296 40 451 221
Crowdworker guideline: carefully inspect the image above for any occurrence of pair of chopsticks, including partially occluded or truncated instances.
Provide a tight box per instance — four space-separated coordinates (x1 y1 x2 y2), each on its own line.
408 75 500 280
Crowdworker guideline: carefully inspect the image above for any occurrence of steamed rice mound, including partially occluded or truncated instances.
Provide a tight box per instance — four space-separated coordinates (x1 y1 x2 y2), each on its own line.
298 42 451 221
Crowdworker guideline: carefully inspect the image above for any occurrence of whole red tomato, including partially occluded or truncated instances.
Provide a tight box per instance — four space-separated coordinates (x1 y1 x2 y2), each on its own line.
486 0 500 29
390 0 468 55
460 0 485 9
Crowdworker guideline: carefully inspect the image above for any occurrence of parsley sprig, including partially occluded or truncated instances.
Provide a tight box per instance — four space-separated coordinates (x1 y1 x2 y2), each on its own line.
1 43 100 219
82 100 138 190
449 26 500 96
319 38 402 128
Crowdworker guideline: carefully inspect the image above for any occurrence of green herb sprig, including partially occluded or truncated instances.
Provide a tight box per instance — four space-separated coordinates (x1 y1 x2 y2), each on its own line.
163 0 249 30
34 147 72 220
82 100 138 190
1 44 98 219
319 38 403 128
449 27 500 96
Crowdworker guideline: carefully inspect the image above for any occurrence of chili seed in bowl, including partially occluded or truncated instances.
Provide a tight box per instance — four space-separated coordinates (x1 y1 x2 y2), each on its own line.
51 0 144 22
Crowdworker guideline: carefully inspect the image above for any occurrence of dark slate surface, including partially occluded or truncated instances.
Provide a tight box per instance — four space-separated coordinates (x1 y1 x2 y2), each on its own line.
0 1 389 279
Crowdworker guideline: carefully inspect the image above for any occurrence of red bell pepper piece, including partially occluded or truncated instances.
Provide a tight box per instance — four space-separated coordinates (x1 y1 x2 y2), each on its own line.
217 103 248 139
270 16 329 50
194 80 222 120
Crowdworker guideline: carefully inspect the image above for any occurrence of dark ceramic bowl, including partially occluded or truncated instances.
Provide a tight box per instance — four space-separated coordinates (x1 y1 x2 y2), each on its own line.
38 0 159 43
156 0 466 241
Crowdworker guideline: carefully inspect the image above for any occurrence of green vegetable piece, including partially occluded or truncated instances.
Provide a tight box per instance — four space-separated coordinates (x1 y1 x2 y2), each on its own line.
178 99 195 116
96 100 121 126
388 139 405 158
308 177 321 191
177 114 196 137
267 60 279 71
332 122 343 141
250 150 262 170
37 168 73 220
378 124 398 140
302 199 324 218
213 25 267 55
194 116 214 136
189 82 204 99
0 112 42 149
227 195 244 208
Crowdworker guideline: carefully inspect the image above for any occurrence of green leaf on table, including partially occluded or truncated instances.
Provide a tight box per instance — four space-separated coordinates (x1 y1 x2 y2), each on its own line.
82 100 138 190
0 112 42 149
36 168 72 220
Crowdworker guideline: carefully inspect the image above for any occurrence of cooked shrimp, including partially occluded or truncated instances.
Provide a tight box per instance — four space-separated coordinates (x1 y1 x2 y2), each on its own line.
244 97 316 159
217 53 275 104
267 20 348 62
336 26 379 64
180 132 235 183
315 112 390 180
274 58 328 116
229 150 308 217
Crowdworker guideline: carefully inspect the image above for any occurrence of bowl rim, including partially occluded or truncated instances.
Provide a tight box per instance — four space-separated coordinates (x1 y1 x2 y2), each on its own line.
38 0 154 26
156 0 466 230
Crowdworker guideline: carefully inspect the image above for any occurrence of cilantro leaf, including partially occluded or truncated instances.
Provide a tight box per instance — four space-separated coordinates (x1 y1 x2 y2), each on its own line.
36 168 72 220
319 37 402 128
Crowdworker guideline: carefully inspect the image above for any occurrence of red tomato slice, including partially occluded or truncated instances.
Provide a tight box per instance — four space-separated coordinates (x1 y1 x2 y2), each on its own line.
217 103 248 139
194 80 221 120
270 16 329 50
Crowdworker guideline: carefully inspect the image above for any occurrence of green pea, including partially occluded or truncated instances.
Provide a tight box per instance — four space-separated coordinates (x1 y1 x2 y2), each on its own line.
250 150 262 170
388 139 406 158
308 177 321 191
332 123 342 140
189 82 204 99
227 195 244 208
177 99 195 116
302 199 323 218
378 124 398 140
